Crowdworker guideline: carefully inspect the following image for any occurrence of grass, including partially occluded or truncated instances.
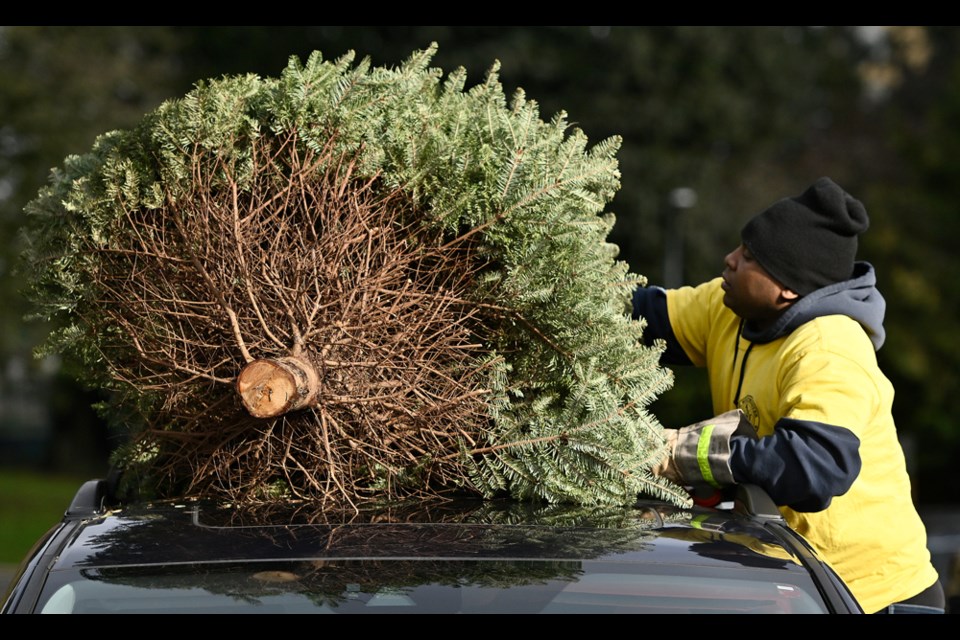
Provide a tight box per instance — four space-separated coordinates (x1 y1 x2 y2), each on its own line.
0 469 90 564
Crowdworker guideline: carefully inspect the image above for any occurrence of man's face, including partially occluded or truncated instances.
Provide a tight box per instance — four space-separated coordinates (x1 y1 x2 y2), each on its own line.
721 244 797 324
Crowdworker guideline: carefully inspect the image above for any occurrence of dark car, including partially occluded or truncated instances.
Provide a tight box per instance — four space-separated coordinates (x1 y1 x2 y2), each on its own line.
2 480 862 614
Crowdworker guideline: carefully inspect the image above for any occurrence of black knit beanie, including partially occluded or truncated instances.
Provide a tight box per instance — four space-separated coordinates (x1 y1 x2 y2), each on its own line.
740 177 869 296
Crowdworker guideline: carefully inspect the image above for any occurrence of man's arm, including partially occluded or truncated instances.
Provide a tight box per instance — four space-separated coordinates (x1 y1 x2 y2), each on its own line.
728 419 862 512
662 414 862 513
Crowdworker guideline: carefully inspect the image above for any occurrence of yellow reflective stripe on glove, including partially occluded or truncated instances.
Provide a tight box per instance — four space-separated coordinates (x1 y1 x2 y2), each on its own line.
672 410 756 489
696 424 721 488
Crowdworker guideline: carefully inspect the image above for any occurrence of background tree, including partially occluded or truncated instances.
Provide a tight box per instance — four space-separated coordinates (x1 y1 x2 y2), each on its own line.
851 26 960 497
0 27 187 472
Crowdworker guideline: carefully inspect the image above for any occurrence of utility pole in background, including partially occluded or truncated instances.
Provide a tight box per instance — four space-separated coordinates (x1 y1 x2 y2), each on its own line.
663 187 697 288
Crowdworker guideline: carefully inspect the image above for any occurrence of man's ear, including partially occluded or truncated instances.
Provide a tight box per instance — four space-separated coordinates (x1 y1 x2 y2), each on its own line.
780 288 800 303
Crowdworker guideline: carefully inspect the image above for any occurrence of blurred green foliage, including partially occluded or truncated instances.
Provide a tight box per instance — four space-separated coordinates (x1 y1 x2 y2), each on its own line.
0 469 88 564
0 26 957 501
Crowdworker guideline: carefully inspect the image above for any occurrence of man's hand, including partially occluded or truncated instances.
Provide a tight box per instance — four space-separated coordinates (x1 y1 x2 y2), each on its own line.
652 429 683 485
653 410 756 489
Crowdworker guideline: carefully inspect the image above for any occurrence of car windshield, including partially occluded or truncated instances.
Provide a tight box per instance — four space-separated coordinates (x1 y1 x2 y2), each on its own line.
37 558 829 614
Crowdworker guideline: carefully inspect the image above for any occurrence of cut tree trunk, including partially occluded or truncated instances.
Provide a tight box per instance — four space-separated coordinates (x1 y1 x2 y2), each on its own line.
236 356 320 419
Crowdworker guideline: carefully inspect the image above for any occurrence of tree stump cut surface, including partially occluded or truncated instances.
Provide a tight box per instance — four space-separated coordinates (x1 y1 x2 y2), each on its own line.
237 357 320 419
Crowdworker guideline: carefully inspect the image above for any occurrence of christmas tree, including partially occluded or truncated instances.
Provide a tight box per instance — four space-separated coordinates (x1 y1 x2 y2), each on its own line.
22 44 686 509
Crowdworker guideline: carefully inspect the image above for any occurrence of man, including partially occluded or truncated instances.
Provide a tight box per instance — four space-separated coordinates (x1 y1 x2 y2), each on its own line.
634 177 944 614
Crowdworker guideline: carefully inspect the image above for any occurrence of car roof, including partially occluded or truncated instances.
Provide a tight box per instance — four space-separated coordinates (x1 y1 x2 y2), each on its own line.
51 496 805 571
6 484 862 614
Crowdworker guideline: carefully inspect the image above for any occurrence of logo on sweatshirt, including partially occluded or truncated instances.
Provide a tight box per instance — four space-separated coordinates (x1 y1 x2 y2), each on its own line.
738 395 761 434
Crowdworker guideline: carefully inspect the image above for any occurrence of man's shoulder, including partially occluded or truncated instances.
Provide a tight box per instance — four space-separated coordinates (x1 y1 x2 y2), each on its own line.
784 314 877 360
777 315 890 402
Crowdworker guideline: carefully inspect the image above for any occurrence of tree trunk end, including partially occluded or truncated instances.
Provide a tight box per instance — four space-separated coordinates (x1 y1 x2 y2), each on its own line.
236 356 320 418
